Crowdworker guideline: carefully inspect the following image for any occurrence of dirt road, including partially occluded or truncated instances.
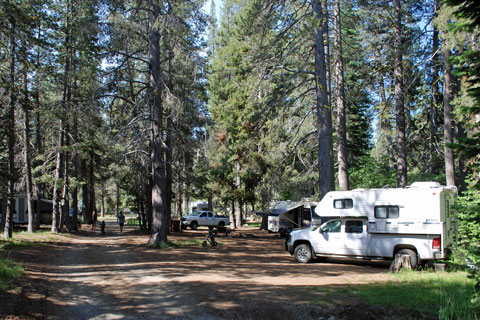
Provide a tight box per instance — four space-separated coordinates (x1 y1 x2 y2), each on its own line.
1 222 397 320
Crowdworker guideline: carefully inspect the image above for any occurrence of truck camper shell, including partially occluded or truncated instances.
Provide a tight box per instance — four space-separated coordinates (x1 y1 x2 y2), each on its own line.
315 182 456 235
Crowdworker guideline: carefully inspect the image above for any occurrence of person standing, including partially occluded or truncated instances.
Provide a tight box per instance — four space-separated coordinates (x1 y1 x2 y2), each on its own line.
117 211 125 233
91 209 98 233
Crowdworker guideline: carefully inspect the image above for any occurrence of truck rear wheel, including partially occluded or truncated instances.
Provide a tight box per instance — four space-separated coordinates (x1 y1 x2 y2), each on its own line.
218 221 225 227
397 249 418 268
190 221 198 230
294 244 312 263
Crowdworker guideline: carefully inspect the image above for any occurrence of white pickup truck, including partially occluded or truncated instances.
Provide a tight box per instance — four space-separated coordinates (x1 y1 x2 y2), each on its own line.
286 182 456 268
181 211 229 230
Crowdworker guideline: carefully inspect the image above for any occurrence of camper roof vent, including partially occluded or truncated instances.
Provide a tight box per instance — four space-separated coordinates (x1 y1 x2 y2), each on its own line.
409 182 441 188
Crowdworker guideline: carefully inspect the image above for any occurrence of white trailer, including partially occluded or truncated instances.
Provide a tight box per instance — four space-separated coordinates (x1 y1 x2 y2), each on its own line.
263 201 315 236
0 193 53 224
286 182 457 267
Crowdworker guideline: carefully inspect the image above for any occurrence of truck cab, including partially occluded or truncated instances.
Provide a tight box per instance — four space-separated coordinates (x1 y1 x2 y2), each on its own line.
287 218 368 262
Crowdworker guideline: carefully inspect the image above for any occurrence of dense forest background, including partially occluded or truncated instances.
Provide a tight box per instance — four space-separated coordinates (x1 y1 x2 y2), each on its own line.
0 0 478 260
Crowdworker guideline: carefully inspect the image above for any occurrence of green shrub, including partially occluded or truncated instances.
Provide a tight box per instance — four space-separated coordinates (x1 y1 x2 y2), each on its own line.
454 178 480 305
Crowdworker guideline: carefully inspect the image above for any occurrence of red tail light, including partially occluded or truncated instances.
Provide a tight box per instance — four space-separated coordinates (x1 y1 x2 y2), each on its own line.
432 237 441 250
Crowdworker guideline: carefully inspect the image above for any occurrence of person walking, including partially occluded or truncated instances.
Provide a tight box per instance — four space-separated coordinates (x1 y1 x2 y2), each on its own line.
117 211 125 233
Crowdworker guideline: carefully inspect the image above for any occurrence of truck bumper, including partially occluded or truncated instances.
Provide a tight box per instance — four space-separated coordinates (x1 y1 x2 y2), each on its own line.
433 251 444 260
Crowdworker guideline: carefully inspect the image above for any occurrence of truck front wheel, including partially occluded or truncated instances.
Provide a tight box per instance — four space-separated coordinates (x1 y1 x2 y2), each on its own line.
190 221 198 230
294 244 312 263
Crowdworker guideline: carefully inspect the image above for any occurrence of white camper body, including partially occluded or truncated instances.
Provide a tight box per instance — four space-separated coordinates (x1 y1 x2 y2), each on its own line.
265 201 314 235
0 193 53 224
286 182 457 265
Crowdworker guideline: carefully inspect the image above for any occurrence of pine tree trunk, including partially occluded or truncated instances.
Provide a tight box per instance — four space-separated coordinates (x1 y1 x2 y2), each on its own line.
100 183 105 218
377 61 395 171
60 123 70 233
334 0 348 191
229 199 235 230
394 0 407 188
430 0 440 174
313 0 334 199
89 155 96 218
0 199 6 230
236 199 243 229
323 0 332 113
53 5 72 232
141 197 147 230
81 158 89 223
442 44 455 187
35 109 42 229
51 121 64 233
5 20 16 240
147 0 168 247
457 124 467 192
182 149 189 218
23 57 34 233
115 183 120 217
34 32 43 230
146 179 153 231
71 108 78 231
166 117 173 230
235 163 242 228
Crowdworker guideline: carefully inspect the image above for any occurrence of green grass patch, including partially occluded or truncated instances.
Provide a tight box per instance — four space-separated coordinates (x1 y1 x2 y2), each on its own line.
306 271 478 319
126 218 140 226
168 239 205 248
0 240 36 251
245 222 261 228
14 229 58 241
0 230 60 251
0 258 24 290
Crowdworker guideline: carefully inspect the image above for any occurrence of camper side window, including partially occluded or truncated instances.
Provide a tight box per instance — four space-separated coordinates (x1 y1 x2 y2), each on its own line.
374 206 399 219
333 199 353 209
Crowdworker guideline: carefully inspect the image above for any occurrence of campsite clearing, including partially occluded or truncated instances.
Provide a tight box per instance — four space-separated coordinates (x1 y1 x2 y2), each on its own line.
1 223 441 319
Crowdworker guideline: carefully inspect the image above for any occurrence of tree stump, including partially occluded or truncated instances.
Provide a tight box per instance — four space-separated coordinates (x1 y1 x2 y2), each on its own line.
390 254 412 272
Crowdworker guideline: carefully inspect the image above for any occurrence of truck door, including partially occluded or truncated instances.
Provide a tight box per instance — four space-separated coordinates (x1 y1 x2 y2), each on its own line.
206 212 214 226
313 219 343 255
343 220 367 255
198 212 208 225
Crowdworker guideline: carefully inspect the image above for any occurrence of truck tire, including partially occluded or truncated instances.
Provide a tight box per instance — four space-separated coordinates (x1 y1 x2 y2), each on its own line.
397 249 418 268
294 244 312 263
190 221 198 230
218 221 225 227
